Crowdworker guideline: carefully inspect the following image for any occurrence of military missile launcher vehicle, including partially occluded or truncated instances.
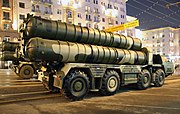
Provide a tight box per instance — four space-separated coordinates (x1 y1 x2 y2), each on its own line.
1 41 40 79
20 14 174 100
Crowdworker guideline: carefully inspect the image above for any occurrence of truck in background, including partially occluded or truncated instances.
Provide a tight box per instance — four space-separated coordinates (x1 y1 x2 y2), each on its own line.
1 41 40 79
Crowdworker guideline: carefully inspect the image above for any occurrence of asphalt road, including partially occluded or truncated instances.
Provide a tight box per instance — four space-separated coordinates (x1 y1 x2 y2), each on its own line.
0 69 180 114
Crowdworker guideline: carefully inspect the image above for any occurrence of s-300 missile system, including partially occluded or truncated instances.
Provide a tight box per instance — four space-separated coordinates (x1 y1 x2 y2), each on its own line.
19 14 174 100
1 41 40 79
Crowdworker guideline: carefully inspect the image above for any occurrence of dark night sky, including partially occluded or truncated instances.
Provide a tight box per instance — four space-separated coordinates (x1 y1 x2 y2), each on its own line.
126 0 180 30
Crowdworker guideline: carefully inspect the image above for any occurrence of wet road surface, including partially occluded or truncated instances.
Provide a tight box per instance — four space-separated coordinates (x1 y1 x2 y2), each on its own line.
0 69 179 114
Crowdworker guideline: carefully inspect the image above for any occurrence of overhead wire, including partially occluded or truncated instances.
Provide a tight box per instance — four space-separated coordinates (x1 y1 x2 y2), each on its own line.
132 0 180 22
141 10 180 24
160 0 180 8
126 3 178 26
135 0 159 17
147 0 180 18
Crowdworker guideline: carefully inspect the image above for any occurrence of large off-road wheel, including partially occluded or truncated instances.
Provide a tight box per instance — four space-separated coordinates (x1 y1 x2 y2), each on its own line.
153 69 165 87
137 69 151 90
100 70 120 96
19 65 34 79
64 70 89 101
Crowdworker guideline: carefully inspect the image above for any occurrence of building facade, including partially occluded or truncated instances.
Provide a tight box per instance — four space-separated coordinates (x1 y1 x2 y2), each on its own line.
0 0 19 41
142 27 180 63
1 0 128 68
12 0 127 33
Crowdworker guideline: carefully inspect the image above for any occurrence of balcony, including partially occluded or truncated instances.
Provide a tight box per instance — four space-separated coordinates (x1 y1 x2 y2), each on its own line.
94 11 100 14
94 19 100 23
41 0 53 5
108 22 113 25
85 10 92 13
2 4 11 10
32 9 41 14
44 11 53 15
86 18 92 21
67 15 73 19
3 17 10 20
32 0 41 3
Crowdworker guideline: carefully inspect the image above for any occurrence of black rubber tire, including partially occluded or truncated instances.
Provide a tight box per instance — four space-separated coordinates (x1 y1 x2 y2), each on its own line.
137 69 151 90
153 69 165 87
19 65 34 79
100 70 120 96
64 70 89 101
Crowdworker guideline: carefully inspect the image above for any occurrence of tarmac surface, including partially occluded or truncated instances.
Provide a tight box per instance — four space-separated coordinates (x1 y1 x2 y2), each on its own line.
0 69 180 114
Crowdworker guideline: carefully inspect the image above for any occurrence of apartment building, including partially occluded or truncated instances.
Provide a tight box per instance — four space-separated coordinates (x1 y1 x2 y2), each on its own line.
12 0 127 33
142 27 180 63
0 0 19 41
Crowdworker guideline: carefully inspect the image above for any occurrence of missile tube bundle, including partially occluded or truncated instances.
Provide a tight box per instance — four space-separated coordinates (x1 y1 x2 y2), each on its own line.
1 51 18 61
20 15 148 65
1 42 19 61
2 42 19 52
26 38 147 65
22 15 142 51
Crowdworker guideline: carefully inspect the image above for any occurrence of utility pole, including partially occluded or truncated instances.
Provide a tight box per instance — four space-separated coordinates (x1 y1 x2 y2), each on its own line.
166 2 180 8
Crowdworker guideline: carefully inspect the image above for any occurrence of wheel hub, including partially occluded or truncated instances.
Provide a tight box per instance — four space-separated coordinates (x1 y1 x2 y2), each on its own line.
74 81 83 92
144 76 148 84
24 69 30 75
109 79 116 88
107 76 118 92
159 75 163 82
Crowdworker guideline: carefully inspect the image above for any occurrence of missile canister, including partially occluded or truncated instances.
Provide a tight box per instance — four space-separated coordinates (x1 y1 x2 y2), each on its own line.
26 38 147 65
21 15 142 50
1 51 18 61
2 42 19 52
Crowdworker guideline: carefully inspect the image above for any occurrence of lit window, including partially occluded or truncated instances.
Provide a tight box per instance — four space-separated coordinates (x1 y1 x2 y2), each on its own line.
67 11 72 18
3 36 10 42
169 32 174 37
4 24 10 30
85 6 91 12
